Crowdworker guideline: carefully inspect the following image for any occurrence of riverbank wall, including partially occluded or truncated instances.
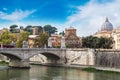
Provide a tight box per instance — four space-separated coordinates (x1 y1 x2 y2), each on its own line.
43 49 120 72
65 49 120 68
95 49 120 68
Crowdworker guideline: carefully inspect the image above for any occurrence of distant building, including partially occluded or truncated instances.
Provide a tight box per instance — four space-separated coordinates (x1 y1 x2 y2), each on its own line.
48 27 82 48
94 18 113 38
28 27 40 48
20 26 24 32
50 34 62 48
65 27 82 48
112 27 120 49
33 27 39 35
28 35 39 48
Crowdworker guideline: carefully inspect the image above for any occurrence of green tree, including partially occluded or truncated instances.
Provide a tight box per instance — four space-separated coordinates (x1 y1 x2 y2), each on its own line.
43 25 57 36
34 31 49 48
66 43 71 48
9 33 17 42
16 31 30 48
0 30 17 44
36 26 43 32
24 25 33 34
9 24 19 33
82 36 113 49
99 37 113 48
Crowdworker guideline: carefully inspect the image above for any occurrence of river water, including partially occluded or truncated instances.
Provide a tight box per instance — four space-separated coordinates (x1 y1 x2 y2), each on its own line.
0 65 120 80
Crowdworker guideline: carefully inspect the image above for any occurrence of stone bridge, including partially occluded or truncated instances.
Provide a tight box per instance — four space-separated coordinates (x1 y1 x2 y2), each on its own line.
0 48 94 68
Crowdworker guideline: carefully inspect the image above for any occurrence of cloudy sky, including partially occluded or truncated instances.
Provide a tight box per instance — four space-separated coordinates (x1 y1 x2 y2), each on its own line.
0 0 120 36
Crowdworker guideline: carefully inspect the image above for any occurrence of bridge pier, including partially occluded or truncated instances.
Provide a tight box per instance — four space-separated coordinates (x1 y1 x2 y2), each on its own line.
9 59 30 68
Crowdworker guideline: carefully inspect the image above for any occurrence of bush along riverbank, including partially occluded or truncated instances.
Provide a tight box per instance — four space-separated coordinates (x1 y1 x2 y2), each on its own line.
82 67 120 74
0 61 9 65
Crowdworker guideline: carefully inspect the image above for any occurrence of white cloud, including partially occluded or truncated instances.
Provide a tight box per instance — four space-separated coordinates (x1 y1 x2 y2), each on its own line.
66 0 120 36
3 8 7 11
0 9 36 21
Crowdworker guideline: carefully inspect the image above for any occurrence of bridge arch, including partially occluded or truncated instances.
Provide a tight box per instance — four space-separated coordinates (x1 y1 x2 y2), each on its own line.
29 52 60 64
29 52 60 59
0 52 22 60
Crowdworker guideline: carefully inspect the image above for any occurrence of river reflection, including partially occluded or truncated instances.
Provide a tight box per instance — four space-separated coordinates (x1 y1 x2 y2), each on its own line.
0 65 120 80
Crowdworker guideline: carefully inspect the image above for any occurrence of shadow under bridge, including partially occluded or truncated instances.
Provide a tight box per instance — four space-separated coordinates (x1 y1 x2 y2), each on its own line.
0 52 22 60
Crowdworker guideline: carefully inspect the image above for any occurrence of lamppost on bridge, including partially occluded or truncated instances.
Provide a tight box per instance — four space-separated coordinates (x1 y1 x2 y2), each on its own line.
61 31 66 48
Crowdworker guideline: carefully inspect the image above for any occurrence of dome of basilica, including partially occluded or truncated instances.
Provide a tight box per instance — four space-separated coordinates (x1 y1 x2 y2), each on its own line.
101 18 113 31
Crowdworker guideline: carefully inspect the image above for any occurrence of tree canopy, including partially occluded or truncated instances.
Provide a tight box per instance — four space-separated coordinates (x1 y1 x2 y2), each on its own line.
36 26 43 32
82 36 113 49
24 25 58 36
34 31 49 48
16 31 30 48
24 25 33 34
9 24 19 33
0 30 17 44
43 25 57 36
10 24 18 29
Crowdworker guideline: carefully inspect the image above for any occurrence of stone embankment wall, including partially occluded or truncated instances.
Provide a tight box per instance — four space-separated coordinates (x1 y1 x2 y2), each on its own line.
65 48 95 66
66 48 120 68
95 49 120 68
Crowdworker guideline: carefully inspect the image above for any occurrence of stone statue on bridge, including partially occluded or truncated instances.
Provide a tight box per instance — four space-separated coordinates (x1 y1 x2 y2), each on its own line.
61 36 66 48
48 37 52 48
11 41 16 47
22 40 28 48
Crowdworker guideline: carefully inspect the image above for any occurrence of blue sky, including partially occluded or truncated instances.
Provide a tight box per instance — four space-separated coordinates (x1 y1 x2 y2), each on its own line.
0 0 89 22
0 0 120 36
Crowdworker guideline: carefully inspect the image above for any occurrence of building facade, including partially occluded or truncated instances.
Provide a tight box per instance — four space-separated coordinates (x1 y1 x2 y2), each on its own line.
33 27 39 35
65 27 82 48
28 27 39 48
28 35 39 48
112 27 120 49
48 27 82 48
50 34 62 48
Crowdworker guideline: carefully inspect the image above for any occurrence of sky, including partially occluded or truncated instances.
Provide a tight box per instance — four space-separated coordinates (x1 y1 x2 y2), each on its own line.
0 0 120 36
